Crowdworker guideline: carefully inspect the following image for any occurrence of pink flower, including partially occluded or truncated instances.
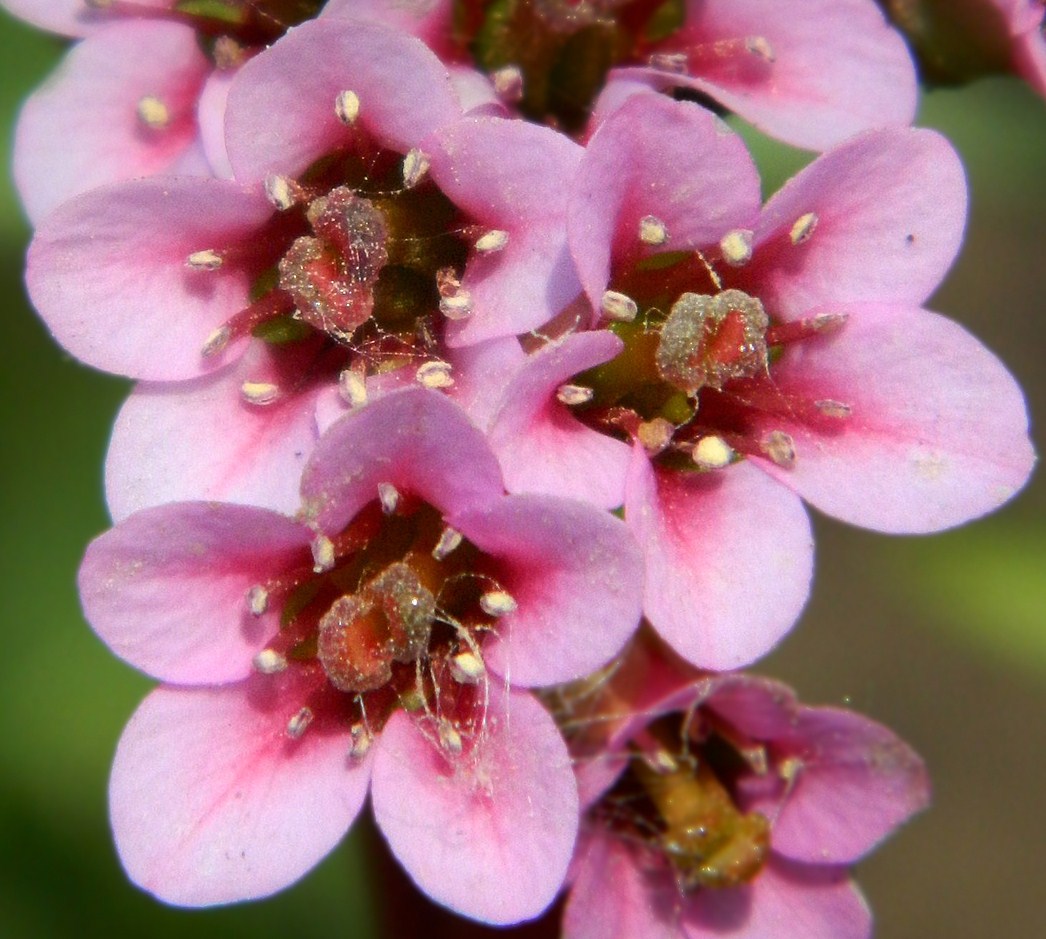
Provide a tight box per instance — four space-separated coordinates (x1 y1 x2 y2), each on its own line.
326 0 917 149
484 95 1034 669
559 641 930 939
27 18 581 518
79 388 644 920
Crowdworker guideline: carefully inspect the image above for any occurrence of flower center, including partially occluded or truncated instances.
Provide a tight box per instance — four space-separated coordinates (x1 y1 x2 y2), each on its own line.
248 496 512 757
595 713 770 890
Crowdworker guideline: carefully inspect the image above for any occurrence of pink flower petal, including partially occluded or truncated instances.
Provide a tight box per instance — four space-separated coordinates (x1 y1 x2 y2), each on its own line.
627 450 812 670
14 20 211 223
444 334 528 430
428 117 584 345
747 302 1035 532
754 128 966 312
769 708 931 865
105 346 324 522
570 95 761 313
26 177 273 380
371 685 577 924
0 0 170 36
110 679 370 906
488 331 631 509
452 493 644 686
664 0 916 151
225 19 461 183
322 0 456 56
300 388 505 533
79 502 312 684
198 68 235 180
687 857 871 939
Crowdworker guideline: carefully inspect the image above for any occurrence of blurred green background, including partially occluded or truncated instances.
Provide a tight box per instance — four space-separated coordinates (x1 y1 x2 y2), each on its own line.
0 11 1043 938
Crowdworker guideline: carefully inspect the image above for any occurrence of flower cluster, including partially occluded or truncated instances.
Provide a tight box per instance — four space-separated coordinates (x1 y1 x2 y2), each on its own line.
7 0 1036 934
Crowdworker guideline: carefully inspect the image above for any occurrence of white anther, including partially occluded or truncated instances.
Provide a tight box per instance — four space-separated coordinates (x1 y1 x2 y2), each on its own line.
779 755 804 783
439 290 474 320
136 95 170 130
338 368 368 408
474 229 509 254
480 590 517 618
761 430 797 468
491 64 523 102
647 749 679 774
648 52 689 74
439 721 463 755
286 706 314 739
265 174 298 211
432 526 463 561
815 399 852 418
556 383 593 406
241 381 280 405
377 481 400 515
638 417 674 455
809 312 848 333
246 584 269 616
402 148 430 189
311 533 336 573
435 266 461 297
213 36 246 70
186 249 224 271
692 435 734 470
253 648 287 675
600 289 638 323
790 212 818 245
639 215 669 246
334 89 361 125
450 650 486 684
349 723 373 760
416 360 455 389
201 325 231 358
745 35 776 62
719 229 753 266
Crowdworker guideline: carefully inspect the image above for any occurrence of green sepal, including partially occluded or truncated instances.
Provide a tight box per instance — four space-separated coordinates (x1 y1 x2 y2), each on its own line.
252 315 313 345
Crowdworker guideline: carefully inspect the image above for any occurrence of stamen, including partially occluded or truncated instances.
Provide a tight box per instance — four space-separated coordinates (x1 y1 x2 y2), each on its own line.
691 435 734 469
479 590 517 617
639 215 669 247
450 650 486 684
338 368 368 408
416 360 455 389
253 648 288 675
439 289 474 321
241 381 280 405
213 36 247 71
556 383 593 406
335 90 361 125
719 229 753 267
760 430 797 468
601 289 638 323
349 723 373 760
286 707 314 739
765 311 848 346
432 526 463 561
311 533 336 573
814 399 852 418
377 482 400 515
246 584 269 616
648 52 689 74
265 174 300 211
439 720 464 755
402 149 431 189
136 95 169 131
201 325 232 358
491 65 524 103
638 417 674 455
745 36 776 62
186 249 223 271
789 212 818 245
474 229 510 254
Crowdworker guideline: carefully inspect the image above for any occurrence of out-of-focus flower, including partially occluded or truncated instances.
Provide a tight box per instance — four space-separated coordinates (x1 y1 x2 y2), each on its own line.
879 0 1046 97
328 0 917 149
78 388 644 921
553 639 930 939
483 95 1034 669
26 19 581 518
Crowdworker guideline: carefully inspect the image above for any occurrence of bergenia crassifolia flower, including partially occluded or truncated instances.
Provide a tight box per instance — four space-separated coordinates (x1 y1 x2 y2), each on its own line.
5 1 338 221
78 388 645 921
27 18 581 519
553 639 930 939
327 0 917 149
483 95 1034 669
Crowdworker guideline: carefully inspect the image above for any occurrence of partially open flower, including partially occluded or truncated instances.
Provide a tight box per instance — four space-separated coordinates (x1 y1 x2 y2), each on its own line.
78 389 643 920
